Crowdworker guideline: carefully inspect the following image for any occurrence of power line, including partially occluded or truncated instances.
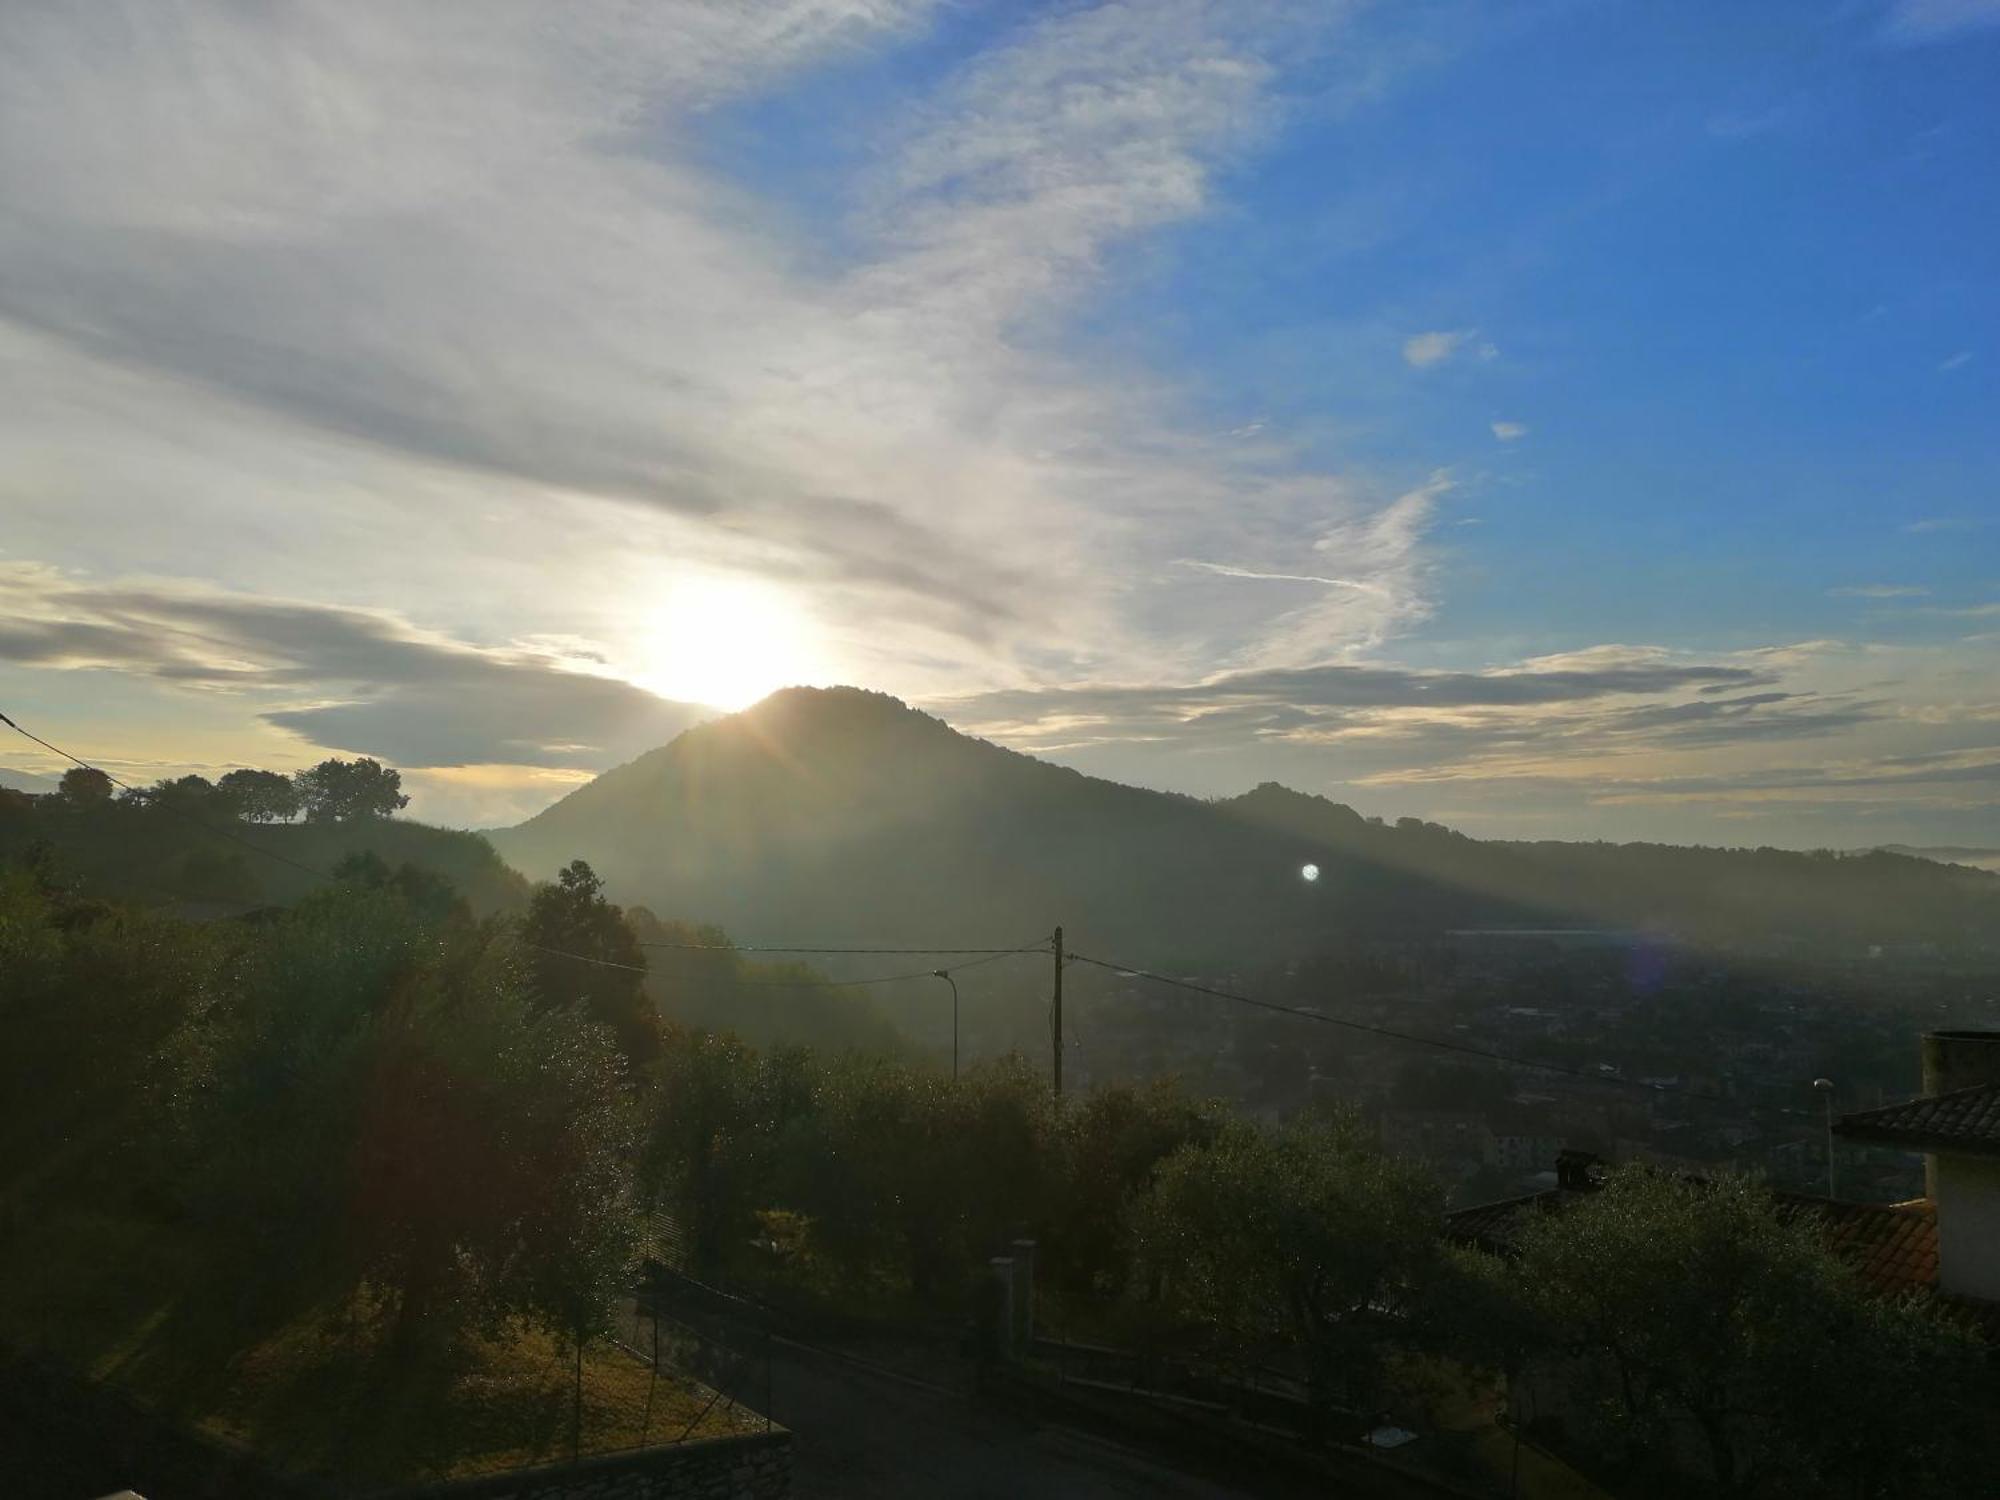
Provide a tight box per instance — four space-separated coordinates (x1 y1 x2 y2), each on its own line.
0 711 1820 1123
1064 949 1811 1121
639 941 1043 956
2 708 337 885
3 713 1056 999
735 945 1033 988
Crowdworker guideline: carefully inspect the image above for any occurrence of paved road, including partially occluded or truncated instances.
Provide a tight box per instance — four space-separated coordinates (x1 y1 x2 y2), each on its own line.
628 1291 1444 1499
757 1333 1453 1500
763 1336 1278 1500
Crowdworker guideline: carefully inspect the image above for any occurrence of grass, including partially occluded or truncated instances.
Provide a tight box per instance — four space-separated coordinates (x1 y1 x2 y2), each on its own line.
0 1202 763 1487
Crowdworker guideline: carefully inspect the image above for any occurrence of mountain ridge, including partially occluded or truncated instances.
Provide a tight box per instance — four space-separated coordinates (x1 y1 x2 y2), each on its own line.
490 687 1999 960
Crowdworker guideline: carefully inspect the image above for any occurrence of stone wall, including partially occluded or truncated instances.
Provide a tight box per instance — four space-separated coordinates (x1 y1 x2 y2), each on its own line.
1 1344 789 1500
388 1429 792 1500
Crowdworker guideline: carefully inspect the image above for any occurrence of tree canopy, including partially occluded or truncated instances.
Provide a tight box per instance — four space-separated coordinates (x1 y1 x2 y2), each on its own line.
523 860 660 1066
218 767 302 823
57 766 113 805
297 756 409 822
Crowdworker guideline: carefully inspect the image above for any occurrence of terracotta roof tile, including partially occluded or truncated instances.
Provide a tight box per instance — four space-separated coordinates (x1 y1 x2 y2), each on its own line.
1443 1190 1561 1252
1771 1194 1938 1297
1834 1083 2000 1158
1447 1189 1943 1299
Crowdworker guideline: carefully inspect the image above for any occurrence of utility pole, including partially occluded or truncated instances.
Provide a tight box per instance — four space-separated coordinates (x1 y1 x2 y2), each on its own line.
1051 925 1064 1099
1813 1077 1837 1199
933 969 959 1082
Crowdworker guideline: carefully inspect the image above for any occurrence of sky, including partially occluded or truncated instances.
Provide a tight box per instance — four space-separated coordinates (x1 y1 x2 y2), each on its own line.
0 0 1995 845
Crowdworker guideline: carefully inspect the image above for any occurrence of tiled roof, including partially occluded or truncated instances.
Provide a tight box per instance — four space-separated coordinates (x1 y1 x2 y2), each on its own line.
1770 1194 1938 1298
1834 1083 2000 1158
1446 1188 1941 1300
1443 1190 1561 1252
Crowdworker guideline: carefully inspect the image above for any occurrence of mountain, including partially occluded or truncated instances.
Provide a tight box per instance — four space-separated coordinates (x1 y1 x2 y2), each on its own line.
0 766 56 795
491 687 2000 961
1877 844 2000 875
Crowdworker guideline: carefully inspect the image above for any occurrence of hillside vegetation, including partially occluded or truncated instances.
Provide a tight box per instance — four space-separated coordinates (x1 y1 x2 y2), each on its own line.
0 774 526 916
494 687 1999 963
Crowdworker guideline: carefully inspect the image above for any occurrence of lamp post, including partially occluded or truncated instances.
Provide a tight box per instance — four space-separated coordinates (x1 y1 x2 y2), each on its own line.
1813 1077 1836 1200
934 968 959 1081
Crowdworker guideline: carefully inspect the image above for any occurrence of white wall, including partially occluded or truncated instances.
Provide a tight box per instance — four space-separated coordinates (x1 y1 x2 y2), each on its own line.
1934 1152 2000 1303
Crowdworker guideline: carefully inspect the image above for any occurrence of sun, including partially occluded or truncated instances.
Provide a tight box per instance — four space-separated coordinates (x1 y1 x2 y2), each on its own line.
632 575 823 710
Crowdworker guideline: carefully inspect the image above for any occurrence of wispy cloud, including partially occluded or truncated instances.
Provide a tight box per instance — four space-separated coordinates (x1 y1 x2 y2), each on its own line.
1829 583 1930 598
0 564 712 769
1881 0 2000 44
1903 517 1985 533
1177 561 1387 592
0 1 1420 703
1490 420 1528 441
1402 328 1493 368
1938 350 1974 372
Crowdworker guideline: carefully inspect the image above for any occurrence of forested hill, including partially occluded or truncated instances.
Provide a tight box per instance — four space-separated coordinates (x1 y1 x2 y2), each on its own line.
492 687 1999 962
0 793 527 915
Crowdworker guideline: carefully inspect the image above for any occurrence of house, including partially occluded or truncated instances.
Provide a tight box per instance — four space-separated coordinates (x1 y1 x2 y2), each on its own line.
1481 1108 1565 1174
1832 1028 2000 1305
1447 1033 2000 1316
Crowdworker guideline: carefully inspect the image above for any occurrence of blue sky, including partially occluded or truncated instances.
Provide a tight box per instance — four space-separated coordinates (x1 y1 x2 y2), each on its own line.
0 1 1994 844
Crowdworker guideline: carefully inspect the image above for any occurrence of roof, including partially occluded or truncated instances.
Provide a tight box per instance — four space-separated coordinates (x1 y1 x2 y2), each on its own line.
1446 1188 1940 1300
1770 1194 1938 1298
1834 1082 2000 1159
1444 1190 1561 1253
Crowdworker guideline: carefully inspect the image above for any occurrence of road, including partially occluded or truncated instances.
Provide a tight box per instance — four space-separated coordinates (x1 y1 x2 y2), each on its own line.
751 1332 1445 1500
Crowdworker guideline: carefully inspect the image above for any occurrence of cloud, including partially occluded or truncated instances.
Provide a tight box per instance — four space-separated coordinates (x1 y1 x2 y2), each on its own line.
1177 561 1387 591
1705 105 1793 140
1489 420 1528 441
1881 0 2000 43
1902 517 1985 533
0 565 713 769
0 1 1427 695
939 654 1771 736
1829 584 1930 598
1939 351 1975 372
1403 329 1491 368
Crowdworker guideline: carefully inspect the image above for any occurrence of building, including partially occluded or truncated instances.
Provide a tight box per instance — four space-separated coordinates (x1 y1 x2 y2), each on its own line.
1833 1028 2000 1305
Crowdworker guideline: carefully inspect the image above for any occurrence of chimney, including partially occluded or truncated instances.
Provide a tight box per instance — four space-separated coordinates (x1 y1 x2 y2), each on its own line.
1556 1148 1601 1192
1919 1031 2000 1197
1921 1032 2000 1303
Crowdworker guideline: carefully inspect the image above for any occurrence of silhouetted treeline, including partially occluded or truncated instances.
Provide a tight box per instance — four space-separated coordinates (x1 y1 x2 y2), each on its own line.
0 756 524 913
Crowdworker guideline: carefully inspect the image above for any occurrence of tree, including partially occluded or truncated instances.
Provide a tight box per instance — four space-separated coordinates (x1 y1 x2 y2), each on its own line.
1047 1079 1224 1302
295 757 408 823
129 773 222 817
521 860 658 1065
333 851 466 926
217 767 302 823
56 767 113 806
1508 1168 1995 1496
1137 1112 1442 1423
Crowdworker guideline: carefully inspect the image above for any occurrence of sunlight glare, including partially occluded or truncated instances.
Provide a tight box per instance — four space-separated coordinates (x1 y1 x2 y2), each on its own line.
633 576 822 710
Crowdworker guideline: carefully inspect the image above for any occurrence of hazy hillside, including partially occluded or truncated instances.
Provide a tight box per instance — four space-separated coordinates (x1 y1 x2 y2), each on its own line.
0 796 528 915
493 688 1999 962
0 766 56 795
1878 844 2000 875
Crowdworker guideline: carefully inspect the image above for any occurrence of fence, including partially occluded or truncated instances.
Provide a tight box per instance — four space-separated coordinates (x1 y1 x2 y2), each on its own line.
630 1263 775 1436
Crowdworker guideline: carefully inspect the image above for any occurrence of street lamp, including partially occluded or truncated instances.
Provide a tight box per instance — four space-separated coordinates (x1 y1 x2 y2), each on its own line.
934 968 959 1082
1813 1077 1836 1200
